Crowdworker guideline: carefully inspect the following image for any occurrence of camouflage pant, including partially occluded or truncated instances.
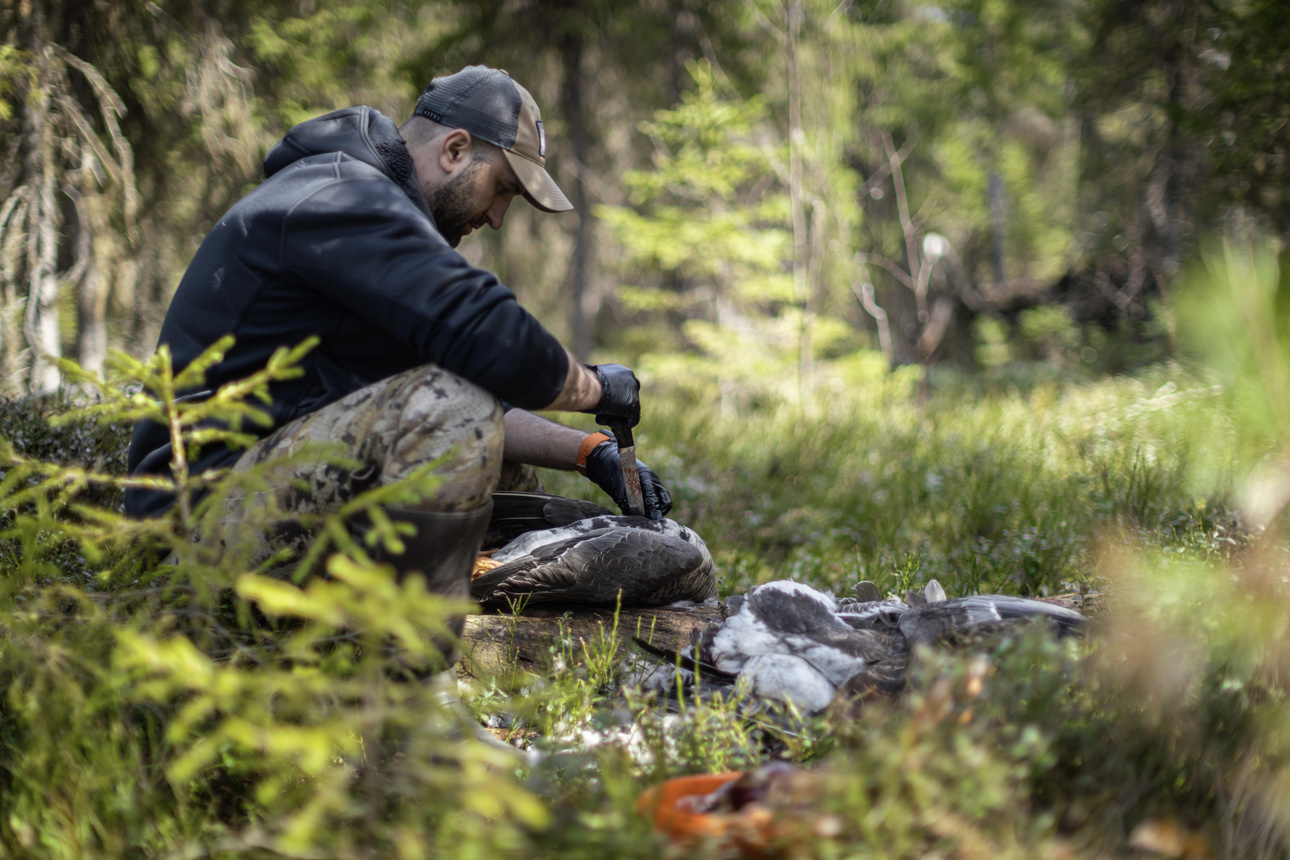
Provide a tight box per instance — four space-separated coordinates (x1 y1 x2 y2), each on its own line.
209 365 540 570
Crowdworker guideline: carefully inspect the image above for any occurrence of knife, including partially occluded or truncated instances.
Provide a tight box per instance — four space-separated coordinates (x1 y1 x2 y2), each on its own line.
604 417 646 517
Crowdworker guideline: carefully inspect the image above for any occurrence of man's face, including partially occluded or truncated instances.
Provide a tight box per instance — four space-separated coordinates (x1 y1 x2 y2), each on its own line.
428 151 524 248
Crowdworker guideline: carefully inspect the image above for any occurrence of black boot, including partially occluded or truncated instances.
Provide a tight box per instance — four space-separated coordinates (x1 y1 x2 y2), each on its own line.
368 501 493 669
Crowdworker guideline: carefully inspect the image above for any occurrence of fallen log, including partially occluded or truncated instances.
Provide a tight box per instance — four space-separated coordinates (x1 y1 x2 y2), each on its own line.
456 591 1104 680
458 602 721 680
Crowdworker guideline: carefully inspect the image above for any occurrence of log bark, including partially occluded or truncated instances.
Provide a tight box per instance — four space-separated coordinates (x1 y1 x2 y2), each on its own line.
458 602 722 679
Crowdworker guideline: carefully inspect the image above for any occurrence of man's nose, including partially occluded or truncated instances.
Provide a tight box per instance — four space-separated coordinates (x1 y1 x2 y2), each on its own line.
485 195 511 230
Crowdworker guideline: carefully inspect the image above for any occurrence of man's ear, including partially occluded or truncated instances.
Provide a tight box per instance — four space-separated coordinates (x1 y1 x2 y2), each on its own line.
439 129 474 175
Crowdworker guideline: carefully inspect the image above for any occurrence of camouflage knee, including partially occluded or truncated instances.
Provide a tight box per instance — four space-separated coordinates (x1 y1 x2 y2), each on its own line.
216 365 505 571
370 368 504 510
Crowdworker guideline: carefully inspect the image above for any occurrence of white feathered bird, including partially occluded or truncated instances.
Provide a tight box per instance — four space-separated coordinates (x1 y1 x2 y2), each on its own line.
635 579 1087 714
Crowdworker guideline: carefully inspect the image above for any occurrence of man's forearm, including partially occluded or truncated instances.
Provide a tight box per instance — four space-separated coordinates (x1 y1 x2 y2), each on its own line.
503 408 592 469
538 348 602 412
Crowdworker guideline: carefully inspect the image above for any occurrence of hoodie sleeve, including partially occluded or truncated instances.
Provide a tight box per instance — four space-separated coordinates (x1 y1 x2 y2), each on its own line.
278 169 569 410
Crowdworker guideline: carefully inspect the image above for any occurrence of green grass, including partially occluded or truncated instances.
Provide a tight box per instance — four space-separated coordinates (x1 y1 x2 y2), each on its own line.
495 356 1289 859
543 360 1225 601
3 269 1290 856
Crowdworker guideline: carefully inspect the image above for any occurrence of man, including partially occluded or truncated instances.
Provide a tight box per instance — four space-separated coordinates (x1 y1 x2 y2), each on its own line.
125 66 671 617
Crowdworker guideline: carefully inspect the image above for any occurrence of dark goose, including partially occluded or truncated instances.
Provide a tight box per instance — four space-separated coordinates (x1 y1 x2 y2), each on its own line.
472 514 717 608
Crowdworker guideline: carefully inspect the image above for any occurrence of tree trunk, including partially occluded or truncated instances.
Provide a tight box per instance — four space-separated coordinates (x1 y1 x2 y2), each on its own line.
23 39 63 393
0 193 28 394
786 0 811 398
559 30 595 358
1158 1 1197 286
987 171 1006 286
75 191 109 379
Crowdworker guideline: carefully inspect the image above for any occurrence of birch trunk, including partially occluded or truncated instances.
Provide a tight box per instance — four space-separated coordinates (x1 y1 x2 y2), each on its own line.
786 0 811 398
75 191 109 379
23 44 63 393
0 193 27 393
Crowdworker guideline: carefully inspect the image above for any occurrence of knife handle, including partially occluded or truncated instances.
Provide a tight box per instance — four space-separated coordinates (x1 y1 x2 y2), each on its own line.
605 417 635 451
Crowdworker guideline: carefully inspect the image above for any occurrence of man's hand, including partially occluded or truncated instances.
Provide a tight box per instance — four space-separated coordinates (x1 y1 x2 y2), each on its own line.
581 431 672 520
587 364 640 427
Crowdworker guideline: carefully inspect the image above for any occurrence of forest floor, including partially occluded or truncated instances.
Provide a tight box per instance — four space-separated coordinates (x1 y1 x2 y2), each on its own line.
0 355 1285 859
454 357 1282 859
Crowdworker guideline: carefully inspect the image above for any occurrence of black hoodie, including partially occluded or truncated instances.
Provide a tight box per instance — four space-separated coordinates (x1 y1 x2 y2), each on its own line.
125 106 569 518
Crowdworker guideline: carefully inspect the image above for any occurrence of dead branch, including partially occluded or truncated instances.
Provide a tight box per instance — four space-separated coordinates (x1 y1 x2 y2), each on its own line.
857 250 917 291
850 262 894 368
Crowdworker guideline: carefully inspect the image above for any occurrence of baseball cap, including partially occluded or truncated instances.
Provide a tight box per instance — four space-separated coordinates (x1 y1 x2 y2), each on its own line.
414 65 573 213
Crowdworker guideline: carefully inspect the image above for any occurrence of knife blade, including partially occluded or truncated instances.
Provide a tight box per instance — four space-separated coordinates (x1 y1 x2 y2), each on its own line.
605 418 646 517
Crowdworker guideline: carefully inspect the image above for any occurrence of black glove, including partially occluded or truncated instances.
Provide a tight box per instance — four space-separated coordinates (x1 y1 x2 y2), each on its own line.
587 363 641 428
583 433 673 521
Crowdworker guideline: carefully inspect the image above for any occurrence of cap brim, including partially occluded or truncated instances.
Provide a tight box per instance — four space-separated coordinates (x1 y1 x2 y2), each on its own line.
502 149 573 213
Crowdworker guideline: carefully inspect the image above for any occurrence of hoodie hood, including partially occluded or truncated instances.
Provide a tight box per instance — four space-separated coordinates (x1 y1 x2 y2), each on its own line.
263 106 430 217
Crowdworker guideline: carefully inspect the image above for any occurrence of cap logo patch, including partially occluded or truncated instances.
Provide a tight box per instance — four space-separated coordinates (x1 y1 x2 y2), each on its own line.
536 120 546 158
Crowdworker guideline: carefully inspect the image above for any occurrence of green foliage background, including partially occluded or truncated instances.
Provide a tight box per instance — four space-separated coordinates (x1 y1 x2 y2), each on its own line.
4 0 1290 857
3 241 1290 857
1 0 1280 388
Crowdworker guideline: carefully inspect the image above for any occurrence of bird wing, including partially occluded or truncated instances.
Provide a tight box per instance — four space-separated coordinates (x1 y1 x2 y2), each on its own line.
542 495 615 525
491 514 683 563
898 594 1087 646
853 580 883 602
470 533 592 604
836 646 910 699
490 519 609 563
836 601 907 629
571 530 707 605
745 582 840 634
473 528 706 607
484 491 617 548
483 491 563 547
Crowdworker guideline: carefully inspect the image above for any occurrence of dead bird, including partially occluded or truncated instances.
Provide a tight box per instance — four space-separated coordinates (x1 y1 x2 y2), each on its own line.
484 491 616 547
634 578 1087 714
471 514 716 608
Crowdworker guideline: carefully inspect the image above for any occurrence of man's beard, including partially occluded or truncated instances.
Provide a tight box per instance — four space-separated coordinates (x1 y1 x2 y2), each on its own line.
428 161 486 248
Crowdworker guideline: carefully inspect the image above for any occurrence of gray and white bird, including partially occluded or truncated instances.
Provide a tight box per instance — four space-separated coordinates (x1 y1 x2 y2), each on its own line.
635 578 1086 714
483 491 617 547
703 580 909 713
472 514 716 608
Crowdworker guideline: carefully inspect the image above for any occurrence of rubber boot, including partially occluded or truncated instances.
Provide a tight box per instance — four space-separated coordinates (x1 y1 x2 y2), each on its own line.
370 501 492 671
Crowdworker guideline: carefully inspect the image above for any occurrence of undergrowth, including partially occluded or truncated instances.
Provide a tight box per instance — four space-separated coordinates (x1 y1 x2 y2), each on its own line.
0 237 1288 857
545 360 1227 601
